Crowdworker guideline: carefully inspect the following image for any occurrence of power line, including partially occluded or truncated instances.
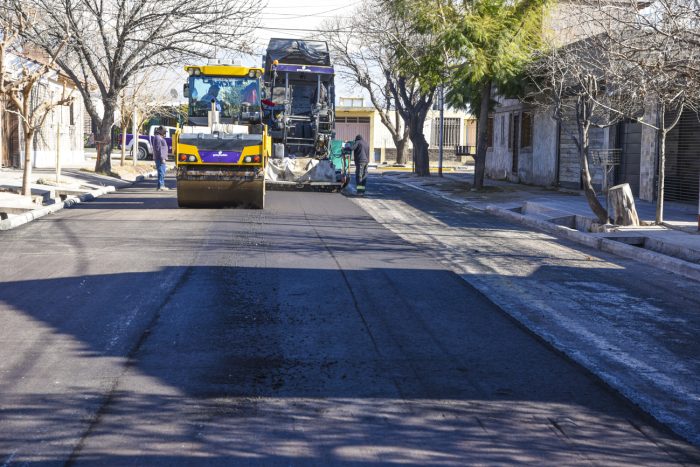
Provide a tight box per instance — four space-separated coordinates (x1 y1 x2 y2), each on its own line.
256 26 355 33
261 13 342 19
261 3 357 17
264 2 355 10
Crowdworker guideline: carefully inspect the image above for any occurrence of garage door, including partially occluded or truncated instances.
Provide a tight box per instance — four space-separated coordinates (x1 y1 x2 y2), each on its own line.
335 117 370 144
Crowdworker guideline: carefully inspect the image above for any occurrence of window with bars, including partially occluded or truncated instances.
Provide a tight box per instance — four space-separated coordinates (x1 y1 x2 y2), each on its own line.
521 112 533 148
665 109 700 204
431 117 461 147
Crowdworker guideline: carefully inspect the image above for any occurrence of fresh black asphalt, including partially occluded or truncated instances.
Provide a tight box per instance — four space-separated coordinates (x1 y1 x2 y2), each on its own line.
0 175 698 465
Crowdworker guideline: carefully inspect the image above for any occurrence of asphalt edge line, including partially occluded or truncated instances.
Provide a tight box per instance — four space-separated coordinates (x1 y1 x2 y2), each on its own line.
0 171 156 231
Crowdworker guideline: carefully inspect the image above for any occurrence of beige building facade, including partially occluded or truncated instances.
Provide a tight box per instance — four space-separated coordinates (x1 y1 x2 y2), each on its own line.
336 97 476 164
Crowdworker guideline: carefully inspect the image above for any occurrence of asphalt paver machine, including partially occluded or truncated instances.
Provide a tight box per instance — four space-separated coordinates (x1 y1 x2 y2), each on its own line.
262 38 349 190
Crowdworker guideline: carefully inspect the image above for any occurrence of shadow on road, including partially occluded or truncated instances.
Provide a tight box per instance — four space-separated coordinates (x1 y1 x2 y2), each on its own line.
2 263 698 465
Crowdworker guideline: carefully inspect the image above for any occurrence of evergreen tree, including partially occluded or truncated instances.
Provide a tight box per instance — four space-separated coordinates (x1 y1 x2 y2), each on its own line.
393 0 548 188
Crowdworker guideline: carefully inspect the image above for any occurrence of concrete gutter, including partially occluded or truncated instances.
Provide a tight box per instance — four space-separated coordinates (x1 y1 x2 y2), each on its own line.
486 206 700 283
0 170 156 232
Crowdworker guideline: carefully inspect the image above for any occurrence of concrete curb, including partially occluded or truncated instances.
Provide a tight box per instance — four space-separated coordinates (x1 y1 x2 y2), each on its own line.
486 206 700 283
0 170 156 232
386 175 700 283
0 186 116 231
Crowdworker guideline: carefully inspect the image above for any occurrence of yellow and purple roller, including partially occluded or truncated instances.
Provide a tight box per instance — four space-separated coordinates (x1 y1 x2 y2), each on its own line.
174 63 270 208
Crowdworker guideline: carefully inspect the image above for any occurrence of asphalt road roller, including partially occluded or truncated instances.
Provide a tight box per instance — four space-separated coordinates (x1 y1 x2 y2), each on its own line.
174 62 270 208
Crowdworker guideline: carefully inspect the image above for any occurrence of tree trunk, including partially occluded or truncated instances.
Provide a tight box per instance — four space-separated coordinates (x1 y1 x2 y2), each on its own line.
120 124 127 166
656 104 667 224
0 99 4 167
395 138 406 165
21 129 35 197
393 113 409 165
409 116 430 176
579 112 609 224
473 80 492 190
95 106 115 174
394 126 410 165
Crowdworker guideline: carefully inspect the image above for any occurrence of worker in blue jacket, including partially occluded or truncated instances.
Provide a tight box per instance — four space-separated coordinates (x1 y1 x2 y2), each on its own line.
153 126 169 191
351 134 370 195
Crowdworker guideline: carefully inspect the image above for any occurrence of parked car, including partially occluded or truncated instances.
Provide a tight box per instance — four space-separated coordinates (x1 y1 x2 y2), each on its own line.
119 125 176 160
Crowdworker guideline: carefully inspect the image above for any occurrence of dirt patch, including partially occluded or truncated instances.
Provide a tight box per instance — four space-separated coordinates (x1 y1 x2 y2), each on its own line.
81 163 156 182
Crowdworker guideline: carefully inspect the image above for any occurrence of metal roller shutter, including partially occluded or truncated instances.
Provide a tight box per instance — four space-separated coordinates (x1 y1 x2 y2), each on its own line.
664 110 700 204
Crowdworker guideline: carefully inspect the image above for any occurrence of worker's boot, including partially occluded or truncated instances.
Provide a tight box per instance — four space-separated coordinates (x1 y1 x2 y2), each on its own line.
356 185 365 196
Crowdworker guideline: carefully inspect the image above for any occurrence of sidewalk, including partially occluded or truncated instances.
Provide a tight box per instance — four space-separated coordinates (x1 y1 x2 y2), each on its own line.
380 169 700 282
0 162 159 231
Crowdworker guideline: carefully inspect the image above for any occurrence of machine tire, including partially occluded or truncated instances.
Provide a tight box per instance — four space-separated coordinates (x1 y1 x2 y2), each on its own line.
137 144 149 160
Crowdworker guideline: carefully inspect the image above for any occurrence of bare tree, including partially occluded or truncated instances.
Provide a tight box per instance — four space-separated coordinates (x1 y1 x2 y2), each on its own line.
584 0 700 223
526 35 636 224
117 71 178 166
385 2 441 176
323 6 411 164
526 0 700 224
0 4 73 196
17 0 263 174
0 0 29 167
8 65 74 196
0 5 17 167
341 0 438 176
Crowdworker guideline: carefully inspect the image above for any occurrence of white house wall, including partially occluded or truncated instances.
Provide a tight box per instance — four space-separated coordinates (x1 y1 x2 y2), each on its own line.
486 102 598 188
32 84 86 168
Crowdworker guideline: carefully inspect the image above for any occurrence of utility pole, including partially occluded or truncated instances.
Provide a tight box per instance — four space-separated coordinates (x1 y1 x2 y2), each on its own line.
132 108 138 167
55 106 61 183
438 84 444 177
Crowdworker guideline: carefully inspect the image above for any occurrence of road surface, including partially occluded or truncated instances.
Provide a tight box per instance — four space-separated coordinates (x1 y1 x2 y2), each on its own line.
0 176 698 465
